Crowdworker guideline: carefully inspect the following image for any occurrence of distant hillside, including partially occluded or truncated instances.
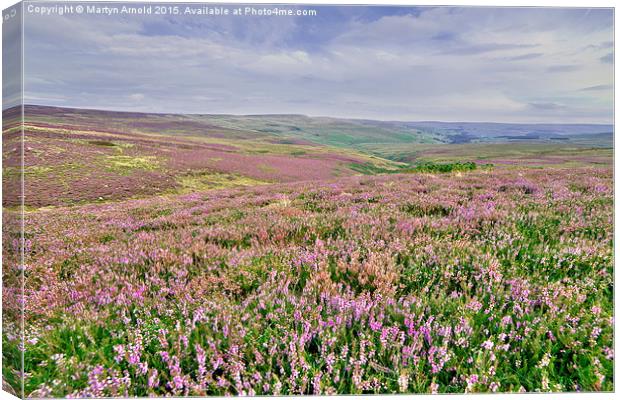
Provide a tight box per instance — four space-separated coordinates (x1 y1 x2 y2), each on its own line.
2 105 613 207
12 105 613 149
403 121 613 146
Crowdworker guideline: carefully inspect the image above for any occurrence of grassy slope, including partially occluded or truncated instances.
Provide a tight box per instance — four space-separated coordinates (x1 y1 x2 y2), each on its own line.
361 142 613 166
2 105 612 208
202 115 444 147
16 105 612 168
4 106 414 208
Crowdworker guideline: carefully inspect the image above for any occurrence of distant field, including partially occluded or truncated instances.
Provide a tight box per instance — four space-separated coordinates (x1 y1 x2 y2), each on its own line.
361 142 613 167
2 106 612 208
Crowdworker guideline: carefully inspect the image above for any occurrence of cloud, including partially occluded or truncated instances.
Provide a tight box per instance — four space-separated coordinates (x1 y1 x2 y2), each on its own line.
431 31 458 42
503 52 544 61
579 84 613 91
442 42 538 56
600 52 613 64
2 6 23 109
528 102 566 110
128 93 145 101
583 41 613 51
20 5 614 123
547 65 581 72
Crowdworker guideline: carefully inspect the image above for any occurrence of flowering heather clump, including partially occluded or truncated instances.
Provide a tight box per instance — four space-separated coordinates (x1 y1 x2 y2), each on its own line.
2 166 613 396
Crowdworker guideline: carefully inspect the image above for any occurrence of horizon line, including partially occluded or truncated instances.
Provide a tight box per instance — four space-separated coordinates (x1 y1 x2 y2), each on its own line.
2 103 614 127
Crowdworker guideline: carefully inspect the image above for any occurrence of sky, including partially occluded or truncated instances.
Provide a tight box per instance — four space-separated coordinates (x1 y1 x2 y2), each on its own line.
4 3 615 123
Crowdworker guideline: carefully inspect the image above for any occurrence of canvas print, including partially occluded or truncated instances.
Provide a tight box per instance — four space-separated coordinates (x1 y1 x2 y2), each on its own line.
1 2 614 397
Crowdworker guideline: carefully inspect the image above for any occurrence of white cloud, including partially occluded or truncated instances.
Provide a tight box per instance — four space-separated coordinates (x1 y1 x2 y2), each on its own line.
20 6 613 123
128 93 145 101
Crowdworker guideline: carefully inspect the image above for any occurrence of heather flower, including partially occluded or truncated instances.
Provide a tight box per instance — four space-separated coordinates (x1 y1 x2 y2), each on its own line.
195 344 207 379
398 371 409 392
466 374 479 391
147 369 159 388
466 300 483 312
172 375 184 390
538 353 551 368
312 371 322 395
10 161 612 396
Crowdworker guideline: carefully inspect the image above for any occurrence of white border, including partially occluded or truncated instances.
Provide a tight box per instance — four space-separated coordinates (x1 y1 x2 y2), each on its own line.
0 1 616 399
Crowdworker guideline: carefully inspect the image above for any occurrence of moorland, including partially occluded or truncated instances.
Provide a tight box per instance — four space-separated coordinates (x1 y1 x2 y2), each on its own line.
2 105 613 396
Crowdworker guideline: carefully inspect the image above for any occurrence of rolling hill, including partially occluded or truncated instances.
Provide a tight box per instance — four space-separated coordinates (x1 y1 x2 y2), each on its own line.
2 105 613 207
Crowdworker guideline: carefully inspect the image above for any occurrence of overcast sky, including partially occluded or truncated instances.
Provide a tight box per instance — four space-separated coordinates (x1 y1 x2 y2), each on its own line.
7 4 615 123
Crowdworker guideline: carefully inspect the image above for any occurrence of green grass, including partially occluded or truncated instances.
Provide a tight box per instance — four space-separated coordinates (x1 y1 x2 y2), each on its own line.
103 155 159 174
175 171 268 193
357 143 613 167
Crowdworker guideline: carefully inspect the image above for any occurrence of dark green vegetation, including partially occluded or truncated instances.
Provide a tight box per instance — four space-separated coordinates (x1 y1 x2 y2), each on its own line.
349 161 483 175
